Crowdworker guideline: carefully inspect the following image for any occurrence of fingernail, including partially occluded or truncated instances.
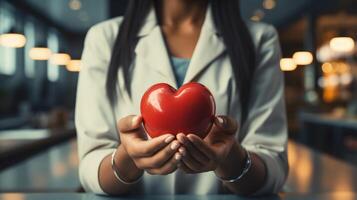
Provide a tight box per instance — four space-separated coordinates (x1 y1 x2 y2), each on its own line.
179 147 186 156
182 134 190 143
217 116 224 125
165 135 175 143
175 153 182 161
131 116 140 126
171 142 180 150
187 134 195 141
177 133 186 144
217 116 229 129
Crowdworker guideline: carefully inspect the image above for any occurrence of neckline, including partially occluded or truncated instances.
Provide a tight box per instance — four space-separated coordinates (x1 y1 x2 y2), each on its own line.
171 56 191 62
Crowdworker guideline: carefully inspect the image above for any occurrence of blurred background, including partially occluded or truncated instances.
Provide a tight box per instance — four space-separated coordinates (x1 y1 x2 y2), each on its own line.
0 0 357 195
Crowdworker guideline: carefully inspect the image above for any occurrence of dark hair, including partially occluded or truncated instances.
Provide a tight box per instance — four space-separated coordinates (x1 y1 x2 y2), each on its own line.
106 0 255 124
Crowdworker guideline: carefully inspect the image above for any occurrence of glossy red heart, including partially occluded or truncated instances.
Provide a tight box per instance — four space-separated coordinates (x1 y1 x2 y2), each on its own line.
140 82 216 138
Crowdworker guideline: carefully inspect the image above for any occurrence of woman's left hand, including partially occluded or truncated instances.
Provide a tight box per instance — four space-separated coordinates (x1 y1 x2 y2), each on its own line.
176 116 240 173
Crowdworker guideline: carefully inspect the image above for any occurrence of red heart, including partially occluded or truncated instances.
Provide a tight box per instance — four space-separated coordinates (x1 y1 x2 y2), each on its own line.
140 82 216 138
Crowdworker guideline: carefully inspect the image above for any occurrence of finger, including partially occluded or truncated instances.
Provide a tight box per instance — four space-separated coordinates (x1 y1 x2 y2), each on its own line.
178 161 196 174
118 115 143 133
139 140 180 168
214 116 238 134
177 133 209 164
146 152 181 175
205 116 238 145
181 149 205 172
187 134 215 160
176 147 193 174
178 146 186 157
176 133 188 145
130 134 175 157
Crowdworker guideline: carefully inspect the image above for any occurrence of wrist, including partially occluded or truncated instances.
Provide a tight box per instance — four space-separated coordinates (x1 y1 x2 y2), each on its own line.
215 141 246 179
115 145 144 182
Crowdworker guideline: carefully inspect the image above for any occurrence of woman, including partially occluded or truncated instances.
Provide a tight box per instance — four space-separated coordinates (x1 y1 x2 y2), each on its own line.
75 0 288 196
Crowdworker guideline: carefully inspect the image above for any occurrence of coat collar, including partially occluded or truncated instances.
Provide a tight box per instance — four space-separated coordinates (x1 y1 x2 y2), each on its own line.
135 4 226 88
137 4 220 37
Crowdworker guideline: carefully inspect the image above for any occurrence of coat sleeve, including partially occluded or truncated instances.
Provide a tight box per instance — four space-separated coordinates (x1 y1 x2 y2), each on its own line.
240 24 289 195
75 21 120 194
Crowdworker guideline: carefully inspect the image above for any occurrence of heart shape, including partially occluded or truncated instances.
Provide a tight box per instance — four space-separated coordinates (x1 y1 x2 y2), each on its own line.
140 82 216 138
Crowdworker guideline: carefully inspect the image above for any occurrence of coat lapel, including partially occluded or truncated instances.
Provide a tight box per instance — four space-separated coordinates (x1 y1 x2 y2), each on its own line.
134 8 178 88
183 6 226 84
134 4 226 88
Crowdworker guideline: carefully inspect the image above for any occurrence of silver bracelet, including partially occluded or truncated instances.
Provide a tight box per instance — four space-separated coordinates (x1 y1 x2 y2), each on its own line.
215 148 252 183
111 149 143 185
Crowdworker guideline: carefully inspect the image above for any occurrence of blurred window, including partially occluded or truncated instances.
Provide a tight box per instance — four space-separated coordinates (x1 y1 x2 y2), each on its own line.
47 31 59 82
24 20 36 78
0 6 16 75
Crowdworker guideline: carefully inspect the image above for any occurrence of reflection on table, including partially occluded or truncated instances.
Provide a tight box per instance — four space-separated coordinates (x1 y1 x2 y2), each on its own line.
285 141 357 194
0 139 79 192
1 138 357 197
0 128 76 171
0 193 357 200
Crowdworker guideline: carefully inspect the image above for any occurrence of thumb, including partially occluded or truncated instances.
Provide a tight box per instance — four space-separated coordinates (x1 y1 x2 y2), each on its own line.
213 115 238 135
118 115 143 134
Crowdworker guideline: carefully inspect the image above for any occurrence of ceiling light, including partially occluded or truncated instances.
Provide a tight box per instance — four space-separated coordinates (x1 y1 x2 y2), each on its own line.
318 75 340 88
0 33 26 48
69 0 82 10
293 51 313 65
280 58 297 71
321 62 334 74
50 53 71 65
329 37 355 53
29 47 52 60
263 0 276 10
66 59 81 72
340 74 353 85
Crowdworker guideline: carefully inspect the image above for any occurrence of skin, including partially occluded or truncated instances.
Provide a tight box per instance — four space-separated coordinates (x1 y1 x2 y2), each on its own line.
158 0 207 58
176 117 267 195
98 0 267 195
99 115 182 195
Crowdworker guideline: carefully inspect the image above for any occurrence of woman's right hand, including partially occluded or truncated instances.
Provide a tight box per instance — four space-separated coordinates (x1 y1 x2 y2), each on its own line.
118 115 182 175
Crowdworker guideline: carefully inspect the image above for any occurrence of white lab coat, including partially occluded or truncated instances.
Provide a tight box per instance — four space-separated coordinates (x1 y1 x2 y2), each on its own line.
75 5 288 195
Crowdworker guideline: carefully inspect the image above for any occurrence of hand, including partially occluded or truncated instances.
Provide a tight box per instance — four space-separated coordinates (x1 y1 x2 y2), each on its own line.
176 116 240 174
118 115 182 175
